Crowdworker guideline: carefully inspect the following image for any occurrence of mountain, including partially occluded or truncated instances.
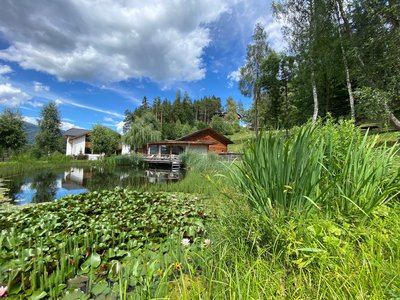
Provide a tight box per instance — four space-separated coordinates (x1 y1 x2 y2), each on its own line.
24 122 39 144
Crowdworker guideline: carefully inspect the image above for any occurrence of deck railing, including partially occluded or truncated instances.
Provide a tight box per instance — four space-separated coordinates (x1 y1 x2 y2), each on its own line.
143 154 181 162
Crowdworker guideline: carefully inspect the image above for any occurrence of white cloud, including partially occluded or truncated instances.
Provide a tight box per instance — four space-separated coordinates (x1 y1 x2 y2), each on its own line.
57 98 124 119
0 64 12 75
227 67 241 88
104 117 114 122
33 81 50 92
0 0 230 84
0 83 30 106
61 121 81 131
116 121 125 133
27 100 44 107
23 116 38 125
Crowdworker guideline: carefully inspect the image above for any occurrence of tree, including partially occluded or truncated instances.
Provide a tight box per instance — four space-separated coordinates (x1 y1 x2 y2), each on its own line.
35 102 62 155
225 97 241 132
91 124 120 156
274 0 325 124
239 23 270 137
123 112 161 152
0 108 26 160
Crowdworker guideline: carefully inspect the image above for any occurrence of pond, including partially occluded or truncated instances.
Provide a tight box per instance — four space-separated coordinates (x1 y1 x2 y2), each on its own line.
2 165 183 205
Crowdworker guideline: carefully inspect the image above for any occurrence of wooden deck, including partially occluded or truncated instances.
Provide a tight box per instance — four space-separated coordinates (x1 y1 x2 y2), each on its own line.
143 154 182 165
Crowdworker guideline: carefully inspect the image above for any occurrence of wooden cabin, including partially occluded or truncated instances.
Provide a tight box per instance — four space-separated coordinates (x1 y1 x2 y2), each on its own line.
145 128 234 159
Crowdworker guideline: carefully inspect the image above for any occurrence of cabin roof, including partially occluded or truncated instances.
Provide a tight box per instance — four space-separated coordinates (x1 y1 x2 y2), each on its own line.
147 140 217 146
64 128 90 138
177 128 234 145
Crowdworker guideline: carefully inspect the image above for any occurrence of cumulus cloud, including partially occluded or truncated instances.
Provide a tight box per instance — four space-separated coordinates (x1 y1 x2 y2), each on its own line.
61 121 81 131
116 121 125 133
227 67 241 88
0 83 31 106
33 81 50 92
0 0 229 84
0 64 12 75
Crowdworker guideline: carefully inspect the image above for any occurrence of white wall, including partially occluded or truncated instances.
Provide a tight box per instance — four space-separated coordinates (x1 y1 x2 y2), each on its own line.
66 136 86 155
121 144 131 155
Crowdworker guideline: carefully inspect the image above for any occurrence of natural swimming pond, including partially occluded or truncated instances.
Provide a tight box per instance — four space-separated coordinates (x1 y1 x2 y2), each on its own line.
2 165 183 205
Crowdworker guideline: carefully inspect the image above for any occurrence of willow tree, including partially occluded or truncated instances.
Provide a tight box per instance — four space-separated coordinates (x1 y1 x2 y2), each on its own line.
239 23 270 137
123 112 161 152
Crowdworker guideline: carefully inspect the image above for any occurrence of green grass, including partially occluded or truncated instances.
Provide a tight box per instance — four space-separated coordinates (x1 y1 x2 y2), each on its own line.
0 122 399 299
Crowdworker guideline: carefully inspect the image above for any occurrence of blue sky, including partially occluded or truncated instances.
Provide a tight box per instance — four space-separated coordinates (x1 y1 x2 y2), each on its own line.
0 0 284 132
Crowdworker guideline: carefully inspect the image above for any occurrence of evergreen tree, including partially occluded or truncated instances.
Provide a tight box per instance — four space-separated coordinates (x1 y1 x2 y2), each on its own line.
35 102 62 155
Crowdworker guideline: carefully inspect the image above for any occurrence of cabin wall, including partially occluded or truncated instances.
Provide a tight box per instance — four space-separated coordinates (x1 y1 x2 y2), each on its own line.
181 132 228 154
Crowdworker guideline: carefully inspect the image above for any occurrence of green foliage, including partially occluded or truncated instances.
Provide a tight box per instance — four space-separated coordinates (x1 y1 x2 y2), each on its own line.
91 124 120 156
354 86 392 121
0 108 26 160
102 154 143 167
180 150 222 173
35 102 62 156
209 115 233 135
231 121 399 221
123 112 161 151
0 189 209 298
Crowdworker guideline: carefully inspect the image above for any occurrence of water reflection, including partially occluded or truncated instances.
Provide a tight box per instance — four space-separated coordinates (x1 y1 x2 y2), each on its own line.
31 171 58 203
4 166 183 205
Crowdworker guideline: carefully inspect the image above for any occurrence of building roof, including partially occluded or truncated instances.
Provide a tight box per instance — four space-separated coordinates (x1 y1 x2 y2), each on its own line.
147 140 217 146
177 128 234 145
64 128 90 138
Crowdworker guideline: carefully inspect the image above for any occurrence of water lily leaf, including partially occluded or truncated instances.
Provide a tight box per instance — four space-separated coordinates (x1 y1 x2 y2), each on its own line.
91 281 110 296
81 252 101 272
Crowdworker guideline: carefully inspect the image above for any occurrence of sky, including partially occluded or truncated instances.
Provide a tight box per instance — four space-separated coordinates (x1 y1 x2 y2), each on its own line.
0 0 285 132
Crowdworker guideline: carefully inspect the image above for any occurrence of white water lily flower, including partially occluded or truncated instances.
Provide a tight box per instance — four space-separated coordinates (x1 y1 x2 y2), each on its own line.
0 286 7 297
181 238 191 246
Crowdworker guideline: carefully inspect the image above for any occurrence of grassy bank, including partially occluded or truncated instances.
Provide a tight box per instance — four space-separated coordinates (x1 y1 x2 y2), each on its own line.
0 121 399 298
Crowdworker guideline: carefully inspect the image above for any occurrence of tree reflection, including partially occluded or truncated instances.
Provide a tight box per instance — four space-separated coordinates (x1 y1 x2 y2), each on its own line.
31 171 58 203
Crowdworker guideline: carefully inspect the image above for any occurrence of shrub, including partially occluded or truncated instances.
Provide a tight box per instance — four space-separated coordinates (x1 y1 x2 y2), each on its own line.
180 150 222 172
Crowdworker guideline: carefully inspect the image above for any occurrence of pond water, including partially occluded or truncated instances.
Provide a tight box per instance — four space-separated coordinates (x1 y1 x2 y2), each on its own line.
3 165 183 205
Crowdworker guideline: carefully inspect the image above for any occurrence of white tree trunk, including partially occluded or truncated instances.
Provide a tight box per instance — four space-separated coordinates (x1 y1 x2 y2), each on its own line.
311 68 319 123
335 2 355 120
390 113 400 129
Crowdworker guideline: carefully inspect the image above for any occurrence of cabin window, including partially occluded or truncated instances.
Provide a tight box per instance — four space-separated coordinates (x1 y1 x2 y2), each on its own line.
171 146 184 155
160 145 169 155
149 145 158 155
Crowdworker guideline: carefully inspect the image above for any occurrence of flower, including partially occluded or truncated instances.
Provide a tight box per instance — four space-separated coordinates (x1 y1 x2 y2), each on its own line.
0 286 7 297
181 238 191 246
204 239 211 247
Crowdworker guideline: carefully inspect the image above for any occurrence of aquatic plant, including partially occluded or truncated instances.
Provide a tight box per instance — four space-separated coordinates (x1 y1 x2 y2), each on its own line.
0 188 209 298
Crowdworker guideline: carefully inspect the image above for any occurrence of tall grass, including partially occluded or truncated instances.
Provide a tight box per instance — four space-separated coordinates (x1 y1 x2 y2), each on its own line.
231 122 400 221
180 150 223 172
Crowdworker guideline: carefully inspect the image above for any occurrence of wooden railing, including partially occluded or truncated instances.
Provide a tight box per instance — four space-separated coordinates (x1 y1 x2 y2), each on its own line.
143 154 181 162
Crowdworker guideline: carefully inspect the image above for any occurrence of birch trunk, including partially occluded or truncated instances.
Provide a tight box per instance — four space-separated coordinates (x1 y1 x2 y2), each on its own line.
335 4 355 120
311 68 319 123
